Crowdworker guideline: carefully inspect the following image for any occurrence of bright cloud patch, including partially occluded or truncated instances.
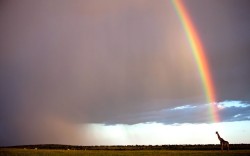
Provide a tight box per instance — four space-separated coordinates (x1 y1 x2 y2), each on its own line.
171 105 197 110
233 114 241 118
218 101 250 109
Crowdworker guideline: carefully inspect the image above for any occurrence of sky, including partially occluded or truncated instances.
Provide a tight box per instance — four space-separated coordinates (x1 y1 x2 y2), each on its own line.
0 0 250 146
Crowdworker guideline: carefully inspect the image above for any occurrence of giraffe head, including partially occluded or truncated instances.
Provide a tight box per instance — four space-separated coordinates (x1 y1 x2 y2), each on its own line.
216 131 218 134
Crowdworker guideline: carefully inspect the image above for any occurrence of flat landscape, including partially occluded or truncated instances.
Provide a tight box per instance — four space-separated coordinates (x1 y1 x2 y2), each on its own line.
1 148 250 156
1 145 250 156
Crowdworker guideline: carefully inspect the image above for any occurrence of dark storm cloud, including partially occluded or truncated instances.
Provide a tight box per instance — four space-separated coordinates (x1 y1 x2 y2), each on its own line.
0 0 203 145
1 0 250 146
183 0 250 101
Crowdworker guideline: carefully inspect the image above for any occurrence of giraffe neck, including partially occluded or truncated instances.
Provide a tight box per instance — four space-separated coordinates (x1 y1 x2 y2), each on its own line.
216 133 220 138
216 133 222 140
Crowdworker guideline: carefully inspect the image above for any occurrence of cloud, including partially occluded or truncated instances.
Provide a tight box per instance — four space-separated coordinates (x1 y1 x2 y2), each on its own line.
0 0 201 146
1 0 250 146
218 101 250 122
171 105 197 110
0 0 203 124
0 112 90 146
184 0 250 102
102 101 250 125
218 100 250 108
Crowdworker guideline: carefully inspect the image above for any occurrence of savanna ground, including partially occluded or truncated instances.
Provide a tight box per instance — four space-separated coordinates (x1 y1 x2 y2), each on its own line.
1 149 250 156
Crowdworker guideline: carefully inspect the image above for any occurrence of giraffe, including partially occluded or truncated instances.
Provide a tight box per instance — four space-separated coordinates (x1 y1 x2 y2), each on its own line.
216 131 229 151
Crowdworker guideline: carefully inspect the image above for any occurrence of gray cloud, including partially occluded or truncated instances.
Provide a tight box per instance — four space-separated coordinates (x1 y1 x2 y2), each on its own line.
1 0 250 146
183 0 250 101
0 0 201 146
0 2 201 118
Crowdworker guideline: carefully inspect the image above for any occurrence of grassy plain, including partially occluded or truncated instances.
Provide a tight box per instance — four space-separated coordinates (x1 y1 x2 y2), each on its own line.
1 149 250 156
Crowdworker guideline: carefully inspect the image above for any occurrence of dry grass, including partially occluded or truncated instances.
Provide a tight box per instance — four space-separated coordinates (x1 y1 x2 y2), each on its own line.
1 148 250 156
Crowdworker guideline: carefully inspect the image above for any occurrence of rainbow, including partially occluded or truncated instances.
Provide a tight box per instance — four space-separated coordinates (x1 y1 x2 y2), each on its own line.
171 0 219 122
